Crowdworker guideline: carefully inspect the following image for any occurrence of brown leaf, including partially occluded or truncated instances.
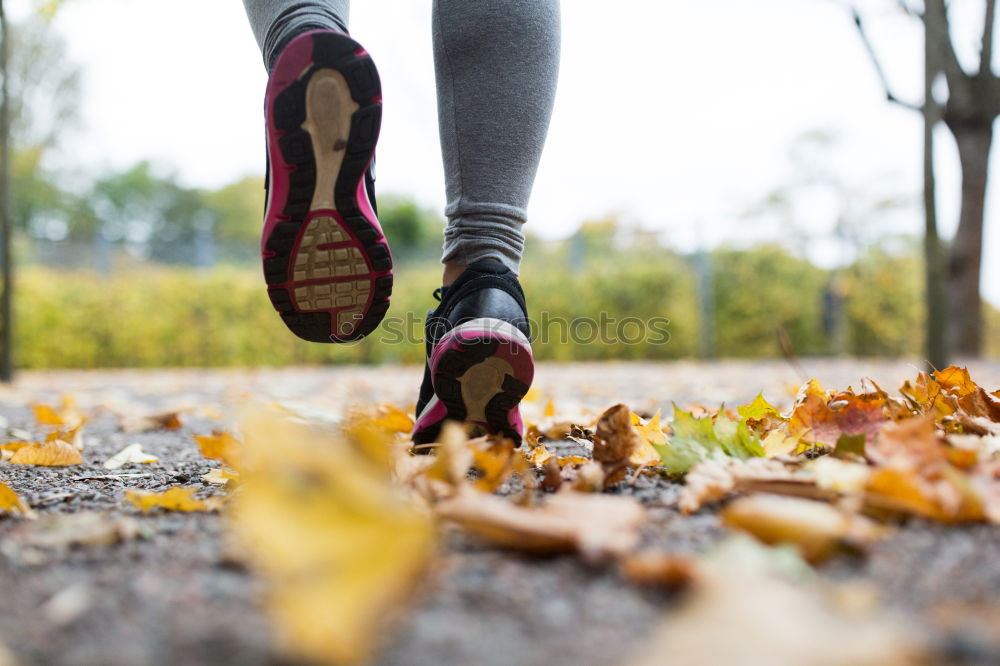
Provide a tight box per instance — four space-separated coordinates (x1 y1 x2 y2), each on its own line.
9 440 83 466
435 487 645 561
621 551 698 590
120 410 183 433
789 380 888 448
593 404 641 463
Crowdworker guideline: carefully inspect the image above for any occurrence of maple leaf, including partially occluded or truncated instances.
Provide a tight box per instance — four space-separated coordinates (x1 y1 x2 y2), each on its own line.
9 440 83 466
193 431 243 470
632 411 668 466
0 481 35 519
933 366 978 398
654 406 764 475
788 380 888 448
230 406 434 665
126 487 217 512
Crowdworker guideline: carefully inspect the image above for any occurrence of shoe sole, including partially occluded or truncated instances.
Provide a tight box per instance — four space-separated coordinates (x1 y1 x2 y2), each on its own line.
261 30 392 343
412 318 534 446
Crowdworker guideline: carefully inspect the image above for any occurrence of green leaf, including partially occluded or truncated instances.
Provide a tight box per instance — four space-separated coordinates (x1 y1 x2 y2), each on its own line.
653 405 765 475
833 433 865 458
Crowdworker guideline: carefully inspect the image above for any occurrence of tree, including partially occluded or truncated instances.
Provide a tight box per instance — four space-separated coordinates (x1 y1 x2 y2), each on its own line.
1 0 12 381
853 0 998 360
0 8 81 380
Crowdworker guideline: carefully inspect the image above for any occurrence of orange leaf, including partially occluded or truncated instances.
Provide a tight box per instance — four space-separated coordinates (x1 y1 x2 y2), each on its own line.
193 431 243 470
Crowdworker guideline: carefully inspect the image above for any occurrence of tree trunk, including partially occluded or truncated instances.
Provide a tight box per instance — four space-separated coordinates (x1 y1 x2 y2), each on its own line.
0 0 13 382
946 121 993 357
923 11 948 372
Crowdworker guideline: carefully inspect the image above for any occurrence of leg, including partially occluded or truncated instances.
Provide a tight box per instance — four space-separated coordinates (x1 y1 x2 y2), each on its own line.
243 0 351 70
412 0 560 447
243 2 393 343
433 0 561 281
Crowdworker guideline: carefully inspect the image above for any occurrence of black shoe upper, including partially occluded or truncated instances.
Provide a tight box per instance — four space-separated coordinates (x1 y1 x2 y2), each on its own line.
415 260 530 418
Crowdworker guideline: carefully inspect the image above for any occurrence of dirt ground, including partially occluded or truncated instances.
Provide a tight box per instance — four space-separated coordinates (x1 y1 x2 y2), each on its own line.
1 359 1000 666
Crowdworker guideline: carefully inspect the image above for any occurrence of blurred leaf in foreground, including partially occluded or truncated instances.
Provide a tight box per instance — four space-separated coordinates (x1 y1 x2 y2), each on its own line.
231 406 434 665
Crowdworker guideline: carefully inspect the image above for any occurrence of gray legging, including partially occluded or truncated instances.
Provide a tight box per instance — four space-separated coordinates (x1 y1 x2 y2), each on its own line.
242 0 561 273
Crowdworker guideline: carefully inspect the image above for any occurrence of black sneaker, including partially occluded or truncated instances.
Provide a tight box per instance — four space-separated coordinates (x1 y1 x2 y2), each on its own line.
411 260 534 447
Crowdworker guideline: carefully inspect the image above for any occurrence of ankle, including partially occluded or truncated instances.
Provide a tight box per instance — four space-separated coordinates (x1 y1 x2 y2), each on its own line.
442 258 504 286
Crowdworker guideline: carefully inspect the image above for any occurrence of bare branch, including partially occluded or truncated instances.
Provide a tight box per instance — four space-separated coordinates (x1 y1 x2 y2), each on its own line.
980 0 996 77
924 0 971 98
851 7 923 111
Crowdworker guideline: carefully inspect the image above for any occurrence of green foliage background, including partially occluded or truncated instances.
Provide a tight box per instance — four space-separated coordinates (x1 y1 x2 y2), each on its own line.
14 245 996 368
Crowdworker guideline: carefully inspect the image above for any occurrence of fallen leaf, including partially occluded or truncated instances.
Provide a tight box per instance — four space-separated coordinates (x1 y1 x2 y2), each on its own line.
789 381 888 448
0 482 35 519
629 547 923 666
126 486 216 512
202 468 240 486
193 430 243 470
22 512 140 548
231 405 434 665
934 365 978 398
654 406 764 474
9 440 83 466
120 410 182 433
593 404 641 463
435 487 645 561
721 493 885 563
526 443 553 467
620 551 698 590
103 443 158 470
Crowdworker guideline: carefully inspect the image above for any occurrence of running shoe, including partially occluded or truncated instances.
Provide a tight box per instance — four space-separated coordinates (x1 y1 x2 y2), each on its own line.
261 29 392 342
412 260 534 447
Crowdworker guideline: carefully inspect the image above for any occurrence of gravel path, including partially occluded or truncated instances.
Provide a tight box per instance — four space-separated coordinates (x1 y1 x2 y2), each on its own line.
1 360 999 666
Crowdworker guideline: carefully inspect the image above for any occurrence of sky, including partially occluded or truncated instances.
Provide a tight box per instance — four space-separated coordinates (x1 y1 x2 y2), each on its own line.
9 0 1000 305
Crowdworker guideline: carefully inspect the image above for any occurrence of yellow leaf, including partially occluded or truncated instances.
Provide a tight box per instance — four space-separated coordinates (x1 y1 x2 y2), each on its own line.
526 444 554 467
33 404 65 426
0 481 35 519
10 440 83 466
633 411 667 465
202 468 240 486
371 405 413 435
762 430 799 458
33 395 85 428
103 443 158 470
230 405 434 665
543 399 556 419
46 422 84 450
193 431 243 470
126 486 215 512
